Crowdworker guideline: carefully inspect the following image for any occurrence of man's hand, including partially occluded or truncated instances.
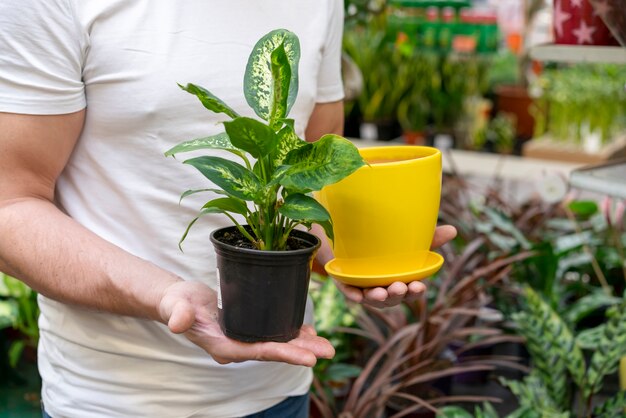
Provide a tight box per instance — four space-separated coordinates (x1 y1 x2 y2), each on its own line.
335 225 457 308
158 281 335 367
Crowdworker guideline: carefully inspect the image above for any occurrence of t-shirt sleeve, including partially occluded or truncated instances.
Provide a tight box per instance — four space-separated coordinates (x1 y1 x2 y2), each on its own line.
0 0 86 115
316 0 345 103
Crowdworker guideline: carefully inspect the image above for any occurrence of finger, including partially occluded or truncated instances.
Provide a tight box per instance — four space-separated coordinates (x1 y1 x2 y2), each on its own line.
431 225 458 249
289 332 335 360
363 287 388 303
300 324 318 337
222 341 319 367
167 300 195 334
406 281 427 302
334 280 364 303
382 282 408 307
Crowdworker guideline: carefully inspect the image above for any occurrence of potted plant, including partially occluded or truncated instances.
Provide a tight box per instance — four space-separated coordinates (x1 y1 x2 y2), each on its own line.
165 29 365 343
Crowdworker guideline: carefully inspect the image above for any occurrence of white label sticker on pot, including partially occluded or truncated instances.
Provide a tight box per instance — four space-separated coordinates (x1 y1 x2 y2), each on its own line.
216 268 222 310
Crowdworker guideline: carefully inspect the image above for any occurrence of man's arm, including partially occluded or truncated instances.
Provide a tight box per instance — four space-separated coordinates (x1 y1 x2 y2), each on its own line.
0 111 333 366
305 101 458 308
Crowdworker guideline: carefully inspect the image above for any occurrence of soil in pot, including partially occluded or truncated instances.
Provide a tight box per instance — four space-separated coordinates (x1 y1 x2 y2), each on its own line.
211 226 320 343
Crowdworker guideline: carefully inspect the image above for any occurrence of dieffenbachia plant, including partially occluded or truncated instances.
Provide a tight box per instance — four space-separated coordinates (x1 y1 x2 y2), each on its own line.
165 29 365 251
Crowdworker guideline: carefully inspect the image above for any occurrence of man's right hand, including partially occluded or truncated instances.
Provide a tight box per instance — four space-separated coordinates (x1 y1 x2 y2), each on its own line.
157 281 335 367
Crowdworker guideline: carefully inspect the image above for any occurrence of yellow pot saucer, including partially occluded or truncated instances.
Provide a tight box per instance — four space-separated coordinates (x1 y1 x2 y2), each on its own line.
324 251 444 288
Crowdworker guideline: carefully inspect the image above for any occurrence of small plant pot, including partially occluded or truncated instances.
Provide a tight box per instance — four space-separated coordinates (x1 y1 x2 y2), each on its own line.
210 226 321 343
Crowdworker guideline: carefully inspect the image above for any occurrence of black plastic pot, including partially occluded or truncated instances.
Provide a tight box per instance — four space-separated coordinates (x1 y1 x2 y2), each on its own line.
210 226 321 343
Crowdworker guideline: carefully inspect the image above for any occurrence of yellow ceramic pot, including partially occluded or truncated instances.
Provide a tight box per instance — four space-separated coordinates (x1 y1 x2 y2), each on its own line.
316 146 443 287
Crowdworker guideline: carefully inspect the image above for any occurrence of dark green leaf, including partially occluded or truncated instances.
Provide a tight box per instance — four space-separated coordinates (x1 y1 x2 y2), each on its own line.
576 325 605 350
279 135 365 193
178 83 239 119
323 363 362 382
202 197 248 216
8 340 25 368
184 156 261 201
568 200 598 217
244 29 300 121
279 194 334 241
223 117 279 159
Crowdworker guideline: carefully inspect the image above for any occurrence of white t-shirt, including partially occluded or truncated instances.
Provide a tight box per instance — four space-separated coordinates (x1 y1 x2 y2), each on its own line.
0 1 344 417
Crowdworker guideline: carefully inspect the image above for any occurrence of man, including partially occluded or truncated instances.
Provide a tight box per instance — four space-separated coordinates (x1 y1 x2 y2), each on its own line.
0 1 455 416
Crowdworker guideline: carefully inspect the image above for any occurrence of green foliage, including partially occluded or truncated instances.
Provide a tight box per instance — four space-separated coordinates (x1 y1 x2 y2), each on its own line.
593 391 626 417
166 29 365 251
532 64 626 144
506 287 626 417
0 273 39 369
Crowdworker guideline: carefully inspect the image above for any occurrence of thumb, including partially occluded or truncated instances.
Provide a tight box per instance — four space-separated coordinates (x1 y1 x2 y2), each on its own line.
167 299 196 334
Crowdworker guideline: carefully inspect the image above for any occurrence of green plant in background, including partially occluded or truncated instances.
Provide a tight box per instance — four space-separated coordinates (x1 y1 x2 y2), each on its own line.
532 64 626 145
165 29 364 251
0 272 39 379
438 288 626 417
472 112 516 154
310 274 362 408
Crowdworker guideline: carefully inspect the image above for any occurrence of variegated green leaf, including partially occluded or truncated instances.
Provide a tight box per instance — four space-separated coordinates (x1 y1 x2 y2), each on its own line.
178 83 240 119
202 197 249 216
584 299 626 397
436 407 473 418
223 117 279 159
524 287 587 393
278 193 334 241
499 375 566 416
270 125 305 169
268 42 291 126
184 156 261 201
593 390 626 417
564 290 621 325
165 133 240 158
244 29 300 121
576 325 605 350
279 134 365 193
179 188 228 204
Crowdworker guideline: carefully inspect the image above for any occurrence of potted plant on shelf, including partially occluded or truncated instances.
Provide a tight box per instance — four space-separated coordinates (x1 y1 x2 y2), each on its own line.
165 29 365 343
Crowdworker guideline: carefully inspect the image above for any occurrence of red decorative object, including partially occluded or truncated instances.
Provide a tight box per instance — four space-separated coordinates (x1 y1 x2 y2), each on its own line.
553 0 620 45
589 0 626 47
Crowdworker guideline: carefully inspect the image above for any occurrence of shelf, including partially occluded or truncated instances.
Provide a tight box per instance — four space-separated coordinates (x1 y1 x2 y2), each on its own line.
570 159 626 199
530 44 626 64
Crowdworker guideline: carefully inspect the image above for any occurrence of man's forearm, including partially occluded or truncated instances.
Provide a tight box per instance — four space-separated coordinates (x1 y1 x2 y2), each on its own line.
0 197 181 322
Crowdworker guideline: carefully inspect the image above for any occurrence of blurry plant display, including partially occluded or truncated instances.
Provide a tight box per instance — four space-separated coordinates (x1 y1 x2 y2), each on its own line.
532 64 626 145
440 289 626 417
310 215 531 416
0 273 38 367
310 273 363 402
471 112 516 154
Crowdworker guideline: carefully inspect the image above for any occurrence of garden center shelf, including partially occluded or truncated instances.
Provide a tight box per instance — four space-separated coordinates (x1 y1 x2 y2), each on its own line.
530 43 626 64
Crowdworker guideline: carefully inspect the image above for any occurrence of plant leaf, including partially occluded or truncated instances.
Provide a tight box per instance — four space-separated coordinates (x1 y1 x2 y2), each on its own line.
279 193 334 241
270 125 305 170
436 406 474 418
593 390 626 417
179 188 228 204
178 206 227 250
178 83 240 119
564 290 622 325
184 156 261 201
223 117 279 159
584 298 626 397
269 41 291 125
568 200 598 217
244 29 300 121
279 134 365 193
164 132 242 159
202 197 249 216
